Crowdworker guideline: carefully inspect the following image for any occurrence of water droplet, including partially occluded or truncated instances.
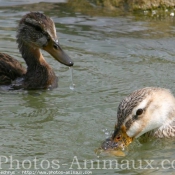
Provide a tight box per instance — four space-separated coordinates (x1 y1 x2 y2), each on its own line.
102 128 108 133
105 131 109 135
69 67 75 90
102 129 106 132
70 84 75 90
102 128 111 138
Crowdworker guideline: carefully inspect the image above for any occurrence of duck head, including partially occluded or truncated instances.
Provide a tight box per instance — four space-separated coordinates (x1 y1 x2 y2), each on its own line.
102 87 175 151
17 12 73 67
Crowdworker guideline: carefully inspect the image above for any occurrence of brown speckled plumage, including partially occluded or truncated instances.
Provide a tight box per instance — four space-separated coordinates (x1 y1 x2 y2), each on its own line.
113 87 175 139
113 87 157 138
102 87 175 151
0 53 26 85
0 12 73 90
117 88 155 126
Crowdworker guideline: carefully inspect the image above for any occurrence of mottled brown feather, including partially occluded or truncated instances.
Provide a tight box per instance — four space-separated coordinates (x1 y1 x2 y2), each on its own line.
0 12 73 90
0 53 26 85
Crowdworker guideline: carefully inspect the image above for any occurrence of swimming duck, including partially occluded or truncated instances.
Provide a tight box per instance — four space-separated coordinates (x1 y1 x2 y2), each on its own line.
102 87 175 150
0 12 73 90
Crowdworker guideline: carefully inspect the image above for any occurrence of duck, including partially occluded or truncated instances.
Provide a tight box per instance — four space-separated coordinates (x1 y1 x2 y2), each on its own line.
0 12 73 90
102 87 175 150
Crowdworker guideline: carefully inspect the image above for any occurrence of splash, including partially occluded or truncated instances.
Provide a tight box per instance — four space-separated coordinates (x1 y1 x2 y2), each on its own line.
95 129 127 157
102 128 111 138
69 67 75 90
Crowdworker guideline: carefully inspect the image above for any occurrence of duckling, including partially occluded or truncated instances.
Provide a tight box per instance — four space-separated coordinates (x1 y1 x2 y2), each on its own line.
102 87 175 150
0 12 73 90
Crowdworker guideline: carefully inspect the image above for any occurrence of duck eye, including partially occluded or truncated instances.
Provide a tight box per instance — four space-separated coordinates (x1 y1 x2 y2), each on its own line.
116 136 121 140
136 109 143 116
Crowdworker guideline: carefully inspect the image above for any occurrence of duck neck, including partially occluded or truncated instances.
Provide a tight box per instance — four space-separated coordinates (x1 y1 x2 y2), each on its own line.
18 41 44 67
18 40 57 89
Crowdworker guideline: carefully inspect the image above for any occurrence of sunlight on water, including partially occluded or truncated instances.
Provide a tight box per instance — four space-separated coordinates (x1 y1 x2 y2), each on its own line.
69 67 75 90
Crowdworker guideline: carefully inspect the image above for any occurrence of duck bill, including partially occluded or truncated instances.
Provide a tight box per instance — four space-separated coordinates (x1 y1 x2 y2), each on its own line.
101 126 133 151
43 40 74 67
112 126 133 149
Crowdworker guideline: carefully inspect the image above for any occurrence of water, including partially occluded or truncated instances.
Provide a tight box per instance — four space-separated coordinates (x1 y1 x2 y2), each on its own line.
0 1 175 175
69 67 75 90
